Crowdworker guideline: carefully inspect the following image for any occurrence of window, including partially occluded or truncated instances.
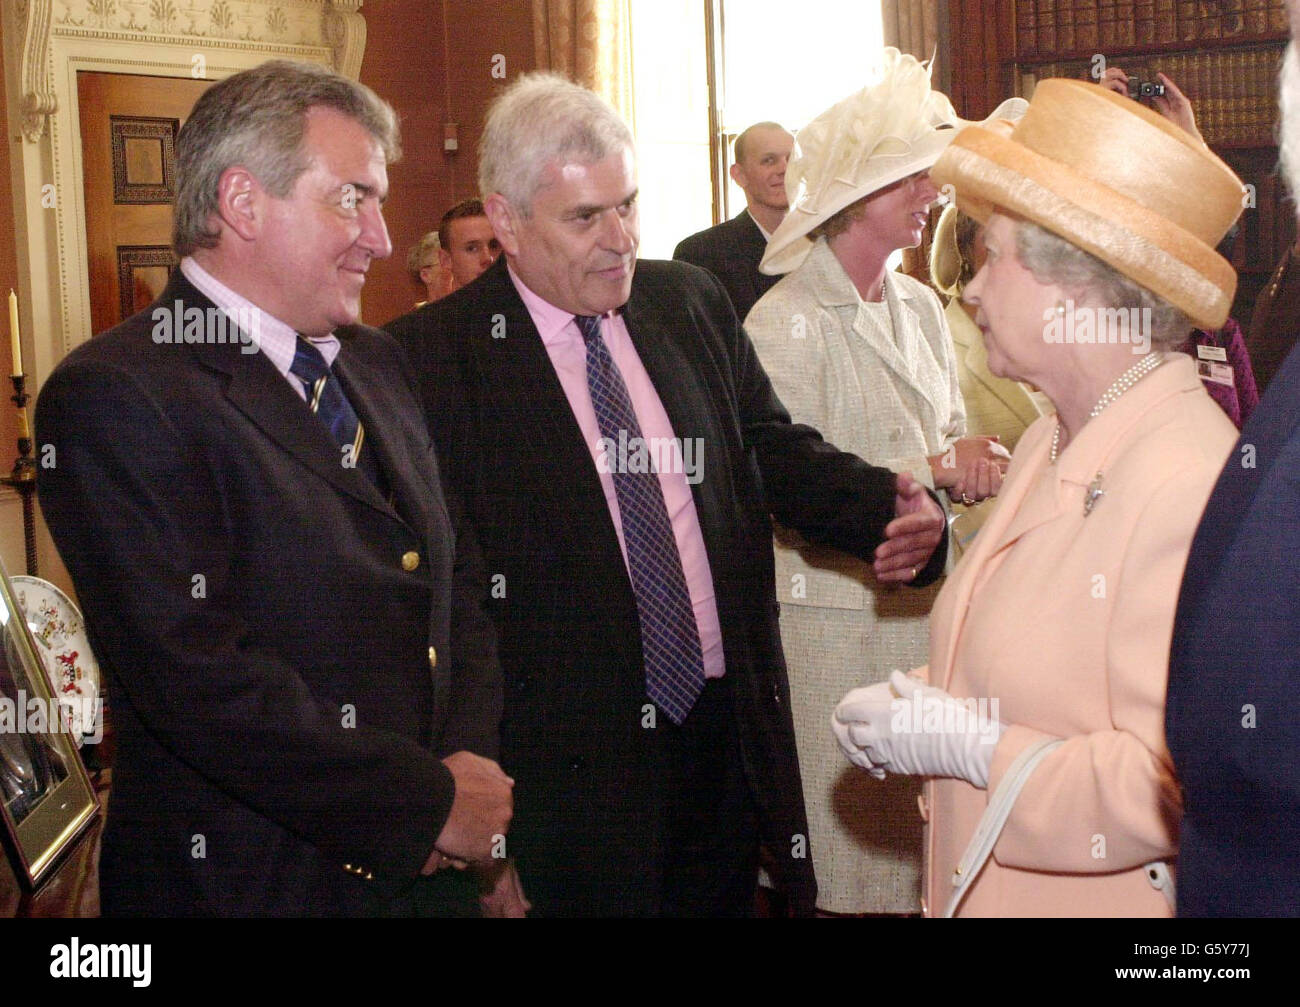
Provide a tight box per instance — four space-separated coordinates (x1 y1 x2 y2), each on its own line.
629 0 885 258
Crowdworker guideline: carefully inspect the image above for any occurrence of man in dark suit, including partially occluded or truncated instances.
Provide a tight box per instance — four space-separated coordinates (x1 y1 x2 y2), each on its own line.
1167 17 1300 919
35 60 514 916
387 73 946 917
673 121 793 319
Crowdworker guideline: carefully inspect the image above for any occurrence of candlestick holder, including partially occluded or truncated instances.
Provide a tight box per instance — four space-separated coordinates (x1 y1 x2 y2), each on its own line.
1 373 38 575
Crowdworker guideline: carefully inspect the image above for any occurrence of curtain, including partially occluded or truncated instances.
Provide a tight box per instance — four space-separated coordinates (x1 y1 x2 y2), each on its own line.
882 0 942 63
532 0 633 124
882 0 945 283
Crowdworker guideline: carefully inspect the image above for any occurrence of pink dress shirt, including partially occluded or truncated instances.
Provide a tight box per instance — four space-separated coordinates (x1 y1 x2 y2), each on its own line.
509 265 725 678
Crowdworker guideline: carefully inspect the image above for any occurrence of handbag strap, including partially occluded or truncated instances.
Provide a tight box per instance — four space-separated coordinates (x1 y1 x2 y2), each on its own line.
944 736 1177 916
944 738 1063 918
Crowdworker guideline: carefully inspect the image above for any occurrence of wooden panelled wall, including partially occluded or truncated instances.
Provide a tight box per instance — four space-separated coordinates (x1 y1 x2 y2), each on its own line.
948 2 1016 119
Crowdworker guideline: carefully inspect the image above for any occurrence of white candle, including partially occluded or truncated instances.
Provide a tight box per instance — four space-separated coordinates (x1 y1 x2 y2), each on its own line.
8 290 20 378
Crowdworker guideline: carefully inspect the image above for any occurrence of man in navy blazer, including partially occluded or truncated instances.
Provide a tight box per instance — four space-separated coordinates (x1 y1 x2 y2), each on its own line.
36 60 513 916
388 75 946 916
1166 19 1300 917
673 121 793 320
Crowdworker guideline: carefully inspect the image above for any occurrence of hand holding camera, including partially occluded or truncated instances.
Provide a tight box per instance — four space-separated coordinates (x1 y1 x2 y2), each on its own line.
1097 66 1202 142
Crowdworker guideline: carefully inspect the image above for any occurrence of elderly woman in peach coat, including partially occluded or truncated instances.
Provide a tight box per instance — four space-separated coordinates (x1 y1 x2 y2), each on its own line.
831 80 1245 916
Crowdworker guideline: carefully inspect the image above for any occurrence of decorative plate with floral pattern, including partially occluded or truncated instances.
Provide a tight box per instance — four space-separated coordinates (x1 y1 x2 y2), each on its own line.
12 576 100 745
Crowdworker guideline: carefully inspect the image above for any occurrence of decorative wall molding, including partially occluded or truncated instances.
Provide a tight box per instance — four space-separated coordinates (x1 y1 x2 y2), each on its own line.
16 0 57 141
324 1 365 81
14 1 366 143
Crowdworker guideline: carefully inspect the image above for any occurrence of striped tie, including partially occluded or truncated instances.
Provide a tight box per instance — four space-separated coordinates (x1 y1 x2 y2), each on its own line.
575 313 705 725
289 337 379 486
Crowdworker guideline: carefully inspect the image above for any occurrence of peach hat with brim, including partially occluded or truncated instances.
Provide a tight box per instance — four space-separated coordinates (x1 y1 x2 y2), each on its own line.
930 78 1246 330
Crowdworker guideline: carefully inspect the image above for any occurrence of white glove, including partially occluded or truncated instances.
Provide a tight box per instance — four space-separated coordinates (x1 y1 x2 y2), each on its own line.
830 680 893 778
832 670 1005 788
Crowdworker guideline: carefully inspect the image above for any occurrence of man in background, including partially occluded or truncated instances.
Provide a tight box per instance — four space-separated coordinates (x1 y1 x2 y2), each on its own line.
1165 0 1300 916
438 197 501 291
674 121 793 319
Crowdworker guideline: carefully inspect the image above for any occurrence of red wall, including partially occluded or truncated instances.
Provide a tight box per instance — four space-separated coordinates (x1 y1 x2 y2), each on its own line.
360 0 537 326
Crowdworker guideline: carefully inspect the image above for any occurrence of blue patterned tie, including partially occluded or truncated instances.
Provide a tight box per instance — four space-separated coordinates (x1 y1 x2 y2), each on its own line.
576 313 705 725
289 337 379 486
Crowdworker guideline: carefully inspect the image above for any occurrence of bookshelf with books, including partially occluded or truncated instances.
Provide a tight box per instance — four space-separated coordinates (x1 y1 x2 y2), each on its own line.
950 0 1294 331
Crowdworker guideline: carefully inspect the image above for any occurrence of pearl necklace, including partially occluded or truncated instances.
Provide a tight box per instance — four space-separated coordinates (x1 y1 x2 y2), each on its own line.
1050 352 1167 463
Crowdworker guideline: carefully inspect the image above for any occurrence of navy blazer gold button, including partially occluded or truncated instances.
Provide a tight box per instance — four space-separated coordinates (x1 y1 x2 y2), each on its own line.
401 550 420 571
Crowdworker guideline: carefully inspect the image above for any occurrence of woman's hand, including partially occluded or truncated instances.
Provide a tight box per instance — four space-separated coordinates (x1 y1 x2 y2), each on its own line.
929 436 1009 503
832 671 1006 788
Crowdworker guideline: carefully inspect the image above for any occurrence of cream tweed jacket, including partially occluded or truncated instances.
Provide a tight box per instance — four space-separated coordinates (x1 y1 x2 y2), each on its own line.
745 237 965 913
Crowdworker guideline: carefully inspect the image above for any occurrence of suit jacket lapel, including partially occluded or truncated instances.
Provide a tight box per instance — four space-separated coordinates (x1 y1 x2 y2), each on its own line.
621 292 729 549
174 272 397 520
334 343 427 529
468 262 632 569
880 276 947 430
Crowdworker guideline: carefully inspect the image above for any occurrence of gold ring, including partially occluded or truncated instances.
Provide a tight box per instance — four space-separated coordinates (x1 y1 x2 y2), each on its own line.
961 493 975 506
910 567 917 579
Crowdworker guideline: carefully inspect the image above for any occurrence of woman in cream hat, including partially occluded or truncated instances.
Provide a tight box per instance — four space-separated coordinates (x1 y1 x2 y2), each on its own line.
831 78 1244 916
744 48 1019 915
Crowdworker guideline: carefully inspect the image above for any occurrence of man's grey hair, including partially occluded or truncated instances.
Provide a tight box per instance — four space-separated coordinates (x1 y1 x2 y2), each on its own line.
173 59 400 257
478 72 632 215
1280 42 1300 202
1015 219 1190 350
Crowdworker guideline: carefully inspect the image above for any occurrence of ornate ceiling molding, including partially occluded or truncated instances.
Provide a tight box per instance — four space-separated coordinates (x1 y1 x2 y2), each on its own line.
14 0 367 141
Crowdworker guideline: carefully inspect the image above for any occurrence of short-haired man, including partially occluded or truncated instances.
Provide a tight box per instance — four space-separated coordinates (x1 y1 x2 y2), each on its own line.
407 230 450 305
36 59 512 916
1165 0 1300 916
387 74 946 916
437 198 501 291
673 121 793 319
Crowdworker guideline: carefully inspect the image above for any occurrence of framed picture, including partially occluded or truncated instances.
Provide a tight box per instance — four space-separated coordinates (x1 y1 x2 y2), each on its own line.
0 556 98 889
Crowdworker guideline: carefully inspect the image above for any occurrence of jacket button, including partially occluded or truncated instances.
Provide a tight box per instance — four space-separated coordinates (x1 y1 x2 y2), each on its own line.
402 551 420 572
428 646 437 670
